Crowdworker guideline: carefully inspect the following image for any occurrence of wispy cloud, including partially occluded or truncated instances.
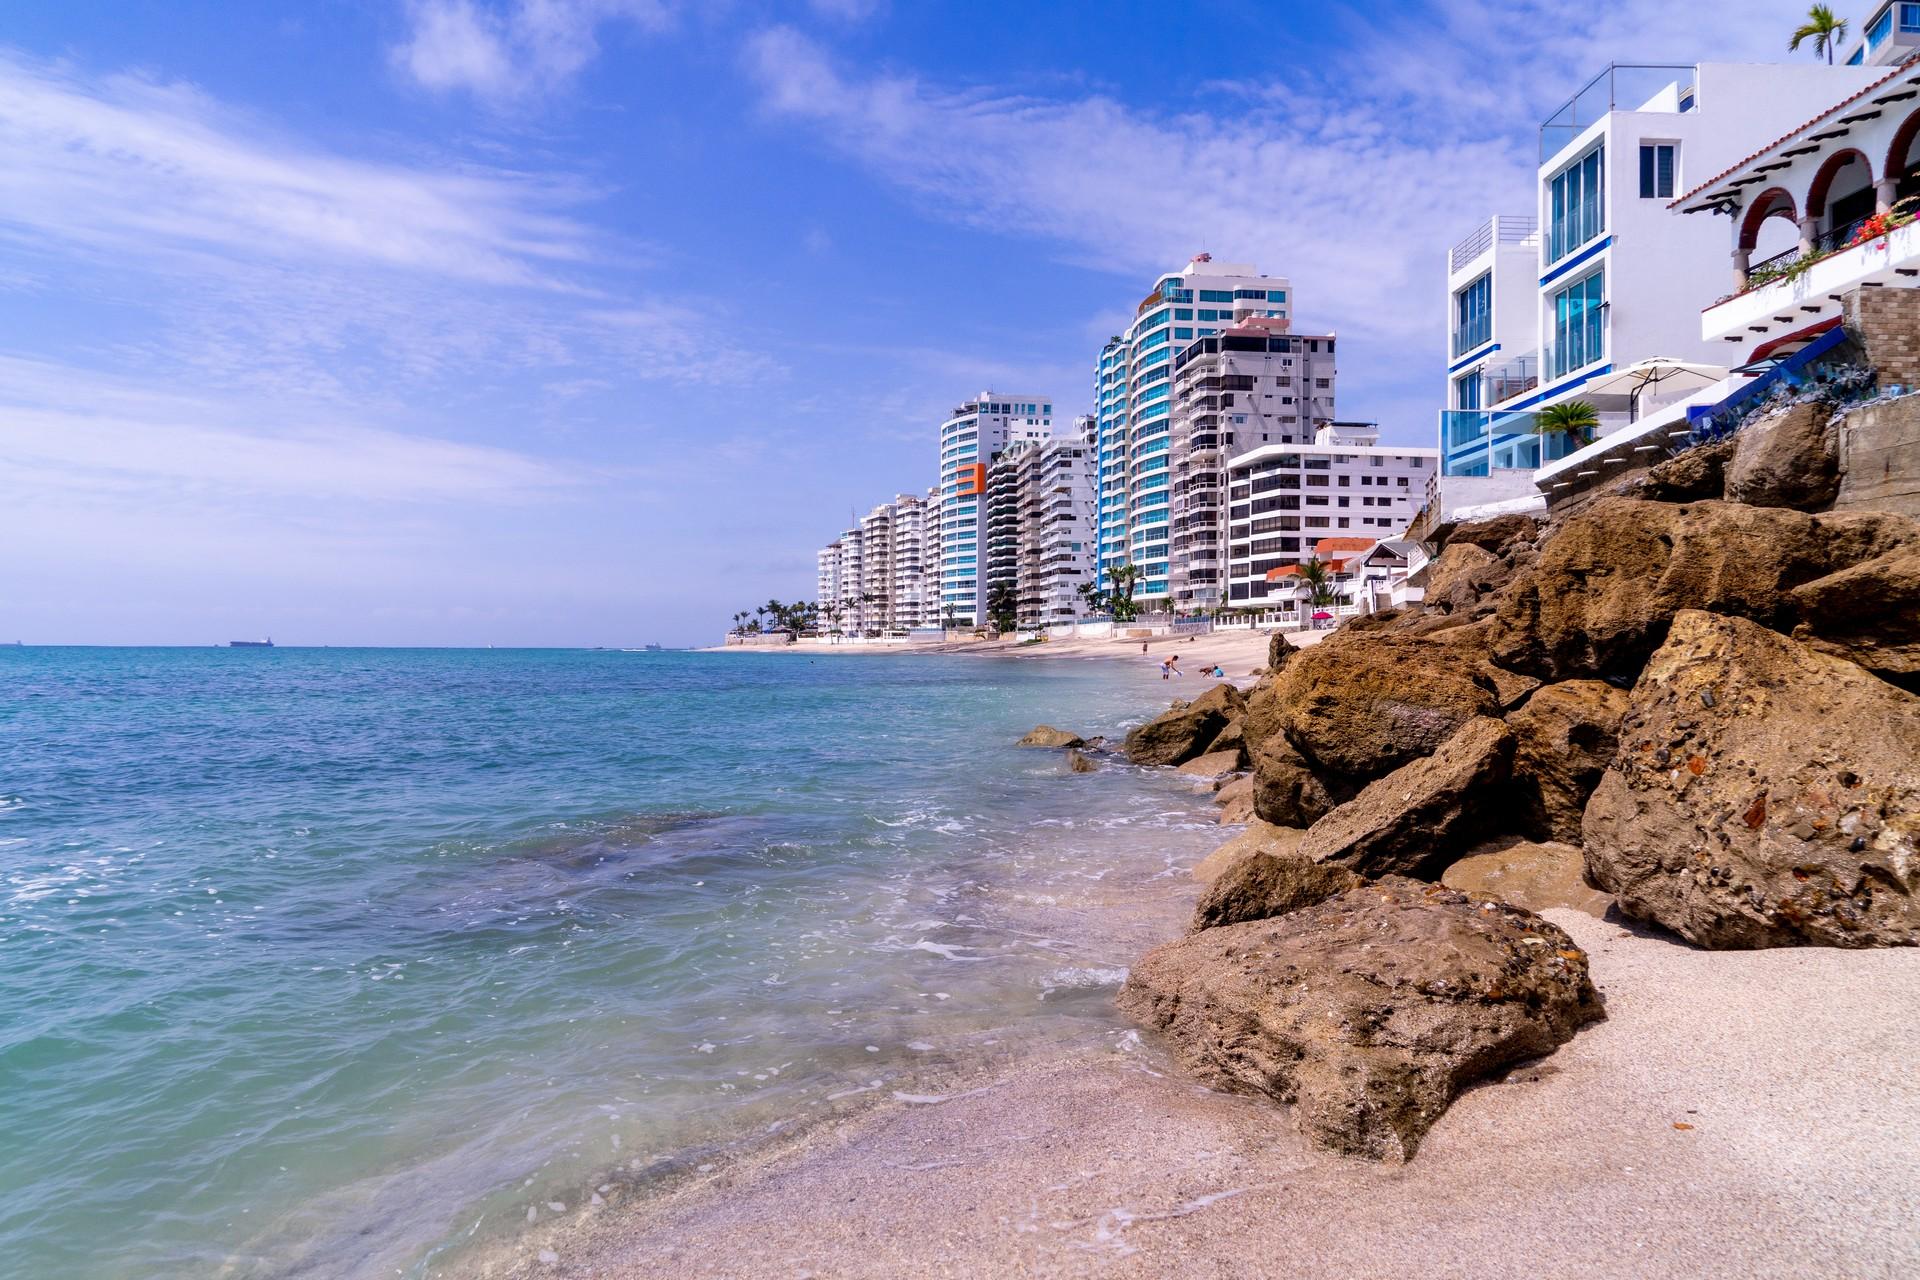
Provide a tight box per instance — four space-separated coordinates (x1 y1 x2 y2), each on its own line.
392 0 677 101
0 49 594 287
738 0 1824 427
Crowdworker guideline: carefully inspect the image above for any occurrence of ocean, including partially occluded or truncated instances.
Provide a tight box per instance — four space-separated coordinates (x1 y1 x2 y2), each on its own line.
0 646 1222 1277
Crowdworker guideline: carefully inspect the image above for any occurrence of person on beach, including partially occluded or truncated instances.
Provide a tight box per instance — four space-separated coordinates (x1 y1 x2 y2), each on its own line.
1167 654 1182 676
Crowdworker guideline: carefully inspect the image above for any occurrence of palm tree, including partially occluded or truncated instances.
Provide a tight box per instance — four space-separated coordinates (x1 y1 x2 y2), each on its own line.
1106 564 1143 623
1298 557 1335 629
1533 399 1601 449
1789 4 1848 64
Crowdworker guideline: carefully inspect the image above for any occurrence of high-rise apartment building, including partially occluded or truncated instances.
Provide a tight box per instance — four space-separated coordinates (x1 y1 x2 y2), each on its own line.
1094 255 1292 609
1224 423 1437 611
1017 419 1098 627
816 492 940 635
937 391 1053 625
888 494 931 630
859 502 893 628
1167 317 1337 611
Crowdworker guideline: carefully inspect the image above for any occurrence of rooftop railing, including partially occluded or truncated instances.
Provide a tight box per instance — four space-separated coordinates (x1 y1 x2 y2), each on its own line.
1540 64 1694 163
1448 215 1540 275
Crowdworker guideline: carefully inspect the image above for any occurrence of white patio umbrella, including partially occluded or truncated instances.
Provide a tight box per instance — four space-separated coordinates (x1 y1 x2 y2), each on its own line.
1578 357 1728 420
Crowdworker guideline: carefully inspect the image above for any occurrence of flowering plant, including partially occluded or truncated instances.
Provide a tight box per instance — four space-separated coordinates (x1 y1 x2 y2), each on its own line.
1848 196 1920 250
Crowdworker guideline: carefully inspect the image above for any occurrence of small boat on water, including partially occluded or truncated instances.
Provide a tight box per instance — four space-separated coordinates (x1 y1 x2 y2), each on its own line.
229 638 274 648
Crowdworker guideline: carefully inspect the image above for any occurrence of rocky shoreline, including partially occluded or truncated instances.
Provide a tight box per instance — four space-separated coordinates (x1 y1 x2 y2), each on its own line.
1044 399 1919 1164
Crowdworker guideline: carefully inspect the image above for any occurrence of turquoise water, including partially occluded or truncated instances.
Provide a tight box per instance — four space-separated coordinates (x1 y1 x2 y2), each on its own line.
0 648 1219 1277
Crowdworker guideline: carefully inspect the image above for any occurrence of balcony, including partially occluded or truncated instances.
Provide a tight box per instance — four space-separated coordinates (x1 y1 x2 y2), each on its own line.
1483 350 1540 406
1539 63 1694 163
1705 218 1920 345
1449 214 1539 275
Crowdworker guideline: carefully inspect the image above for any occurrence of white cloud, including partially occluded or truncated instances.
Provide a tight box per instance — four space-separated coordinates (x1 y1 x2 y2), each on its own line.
0 355 580 505
0 49 593 287
392 0 675 101
807 0 887 21
738 1 1832 430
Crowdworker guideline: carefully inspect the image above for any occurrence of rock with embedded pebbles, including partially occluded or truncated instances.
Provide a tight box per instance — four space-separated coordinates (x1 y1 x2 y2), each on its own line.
1583 610 1920 948
1118 878 1603 1161
1297 716 1516 879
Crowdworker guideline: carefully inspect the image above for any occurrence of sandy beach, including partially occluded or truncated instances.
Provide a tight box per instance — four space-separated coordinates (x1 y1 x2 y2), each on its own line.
709 625 1313 672
474 741 1920 1279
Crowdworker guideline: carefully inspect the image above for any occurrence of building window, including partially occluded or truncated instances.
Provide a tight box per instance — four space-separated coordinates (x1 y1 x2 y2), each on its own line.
1549 269 1605 379
1453 273 1492 356
1548 144 1605 263
1869 6 1893 46
1905 2 1920 32
1639 143 1675 199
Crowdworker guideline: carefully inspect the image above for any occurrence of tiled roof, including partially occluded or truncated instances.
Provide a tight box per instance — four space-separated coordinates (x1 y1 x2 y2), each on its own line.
1671 57 1920 212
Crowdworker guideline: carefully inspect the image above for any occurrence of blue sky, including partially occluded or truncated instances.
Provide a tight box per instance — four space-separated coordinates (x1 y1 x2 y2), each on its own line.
0 0 1815 645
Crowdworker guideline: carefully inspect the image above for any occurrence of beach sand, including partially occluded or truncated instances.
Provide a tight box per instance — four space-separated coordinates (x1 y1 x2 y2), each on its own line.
489 897 1920 1278
710 625 1316 672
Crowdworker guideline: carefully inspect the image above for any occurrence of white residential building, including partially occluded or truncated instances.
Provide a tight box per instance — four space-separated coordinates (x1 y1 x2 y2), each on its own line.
889 494 932 630
1680 55 1920 352
1017 420 1098 628
1168 317 1337 611
1434 60 1878 493
859 502 894 628
1224 422 1437 614
937 391 1053 626
1094 256 1293 608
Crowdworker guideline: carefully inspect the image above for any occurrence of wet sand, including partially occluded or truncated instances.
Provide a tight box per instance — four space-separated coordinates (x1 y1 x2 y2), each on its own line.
478 902 1920 1279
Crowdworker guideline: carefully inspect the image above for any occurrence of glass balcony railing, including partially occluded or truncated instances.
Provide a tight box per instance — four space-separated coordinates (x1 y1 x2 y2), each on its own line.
1540 64 1694 163
1438 410 1564 477
1483 351 1539 406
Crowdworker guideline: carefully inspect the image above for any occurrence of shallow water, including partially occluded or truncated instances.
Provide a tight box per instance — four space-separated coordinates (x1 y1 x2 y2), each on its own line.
0 647 1223 1278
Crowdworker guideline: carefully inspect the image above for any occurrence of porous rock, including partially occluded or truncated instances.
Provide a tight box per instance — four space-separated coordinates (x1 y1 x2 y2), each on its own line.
1177 749 1245 780
1066 749 1099 773
1489 497 1907 682
1189 848 1364 932
1250 737 1346 829
1637 437 1734 503
1267 629 1298 673
1016 725 1085 749
1724 401 1838 511
1298 716 1516 879
1192 819 1303 885
1119 878 1603 1161
1583 610 1920 948
1254 633 1498 782
1506 679 1631 843
1123 683 1245 767
1440 838 1613 918
1214 774 1256 824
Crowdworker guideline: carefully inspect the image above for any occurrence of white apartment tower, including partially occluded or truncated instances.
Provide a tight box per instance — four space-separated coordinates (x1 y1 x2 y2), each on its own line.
1095 255 1292 609
1225 423 1437 610
888 494 931 630
937 391 1053 626
1168 317 1336 611
1017 418 1098 627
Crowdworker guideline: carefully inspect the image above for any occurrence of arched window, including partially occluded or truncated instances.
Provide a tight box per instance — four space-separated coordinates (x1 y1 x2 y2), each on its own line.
1740 188 1799 265
1806 149 1876 241
1886 108 1920 203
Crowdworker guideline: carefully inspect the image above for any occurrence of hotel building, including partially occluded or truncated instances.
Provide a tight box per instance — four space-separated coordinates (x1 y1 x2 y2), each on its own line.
937 392 1053 626
1224 422 1436 612
1094 256 1293 608
1167 317 1337 611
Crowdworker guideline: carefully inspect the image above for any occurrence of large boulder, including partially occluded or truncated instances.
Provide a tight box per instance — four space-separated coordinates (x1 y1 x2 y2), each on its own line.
1249 737 1347 829
1017 725 1085 748
1177 749 1244 780
1423 542 1509 616
1724 401 1839 511
1298 717 1516 879
1123 683 1245 767
1790 540 1920 689
1192 819 1304 884
1118 879 1603 1161
1489 497 1902 682
1440 838 1614 918
1214 774 1256 823
1189 848 1365 932
1448 513 1540 557
1253 633 1499 782
1506 679 1631 842
1583 611 1920 948
1637 437 1734 503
